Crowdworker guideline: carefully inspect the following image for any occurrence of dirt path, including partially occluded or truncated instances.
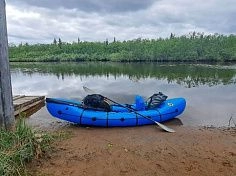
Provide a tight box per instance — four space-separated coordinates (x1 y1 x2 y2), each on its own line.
29 125 236 176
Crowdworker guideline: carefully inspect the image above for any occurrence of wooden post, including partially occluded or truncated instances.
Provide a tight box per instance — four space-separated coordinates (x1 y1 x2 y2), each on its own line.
0 0 15 130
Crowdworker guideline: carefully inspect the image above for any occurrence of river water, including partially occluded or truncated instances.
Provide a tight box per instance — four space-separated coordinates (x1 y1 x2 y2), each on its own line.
10 62 236 128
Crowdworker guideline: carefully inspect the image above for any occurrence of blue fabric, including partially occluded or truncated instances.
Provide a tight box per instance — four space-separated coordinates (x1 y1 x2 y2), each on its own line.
134 95 146 111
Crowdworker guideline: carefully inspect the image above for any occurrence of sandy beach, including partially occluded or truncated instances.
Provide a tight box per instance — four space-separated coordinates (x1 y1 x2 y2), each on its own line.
28 124 236 176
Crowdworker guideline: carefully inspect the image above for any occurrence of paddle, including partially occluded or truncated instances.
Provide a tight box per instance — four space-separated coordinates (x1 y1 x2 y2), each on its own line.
82 86 175 133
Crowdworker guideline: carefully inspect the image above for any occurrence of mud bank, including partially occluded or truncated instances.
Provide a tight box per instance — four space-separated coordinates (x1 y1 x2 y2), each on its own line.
28 125 235 176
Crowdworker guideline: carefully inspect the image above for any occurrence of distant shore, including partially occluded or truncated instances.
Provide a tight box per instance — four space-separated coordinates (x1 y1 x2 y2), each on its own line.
9 33 236 62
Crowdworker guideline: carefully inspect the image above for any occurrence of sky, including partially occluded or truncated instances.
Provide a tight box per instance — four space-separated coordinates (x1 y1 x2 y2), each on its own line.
5 0 236 44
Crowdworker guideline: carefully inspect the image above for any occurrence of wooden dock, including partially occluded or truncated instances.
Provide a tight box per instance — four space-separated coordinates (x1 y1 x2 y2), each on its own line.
13 95 45 116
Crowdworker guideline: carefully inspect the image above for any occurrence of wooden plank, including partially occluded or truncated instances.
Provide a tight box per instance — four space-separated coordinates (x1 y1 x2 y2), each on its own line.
13 97 44 107
14 96 45 110
13 96 45 116
14 99 45 116
13 95 25 101
0 0 15 130
13 95 20 99
16 100 45 118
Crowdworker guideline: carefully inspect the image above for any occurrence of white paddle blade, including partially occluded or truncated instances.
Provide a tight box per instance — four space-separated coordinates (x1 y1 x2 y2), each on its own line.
155 121 175 133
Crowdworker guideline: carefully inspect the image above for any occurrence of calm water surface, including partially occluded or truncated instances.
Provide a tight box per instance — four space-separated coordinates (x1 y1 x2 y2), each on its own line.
10 62 236 128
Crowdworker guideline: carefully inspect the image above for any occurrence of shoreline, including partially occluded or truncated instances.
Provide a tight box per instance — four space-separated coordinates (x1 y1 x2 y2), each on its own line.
9 60 236 64
28 125 236 176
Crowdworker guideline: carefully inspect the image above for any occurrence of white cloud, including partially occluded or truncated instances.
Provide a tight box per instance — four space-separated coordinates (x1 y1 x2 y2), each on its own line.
5 0 236 44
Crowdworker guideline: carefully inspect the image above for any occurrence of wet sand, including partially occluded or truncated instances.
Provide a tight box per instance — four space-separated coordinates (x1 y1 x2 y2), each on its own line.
28 124 236 176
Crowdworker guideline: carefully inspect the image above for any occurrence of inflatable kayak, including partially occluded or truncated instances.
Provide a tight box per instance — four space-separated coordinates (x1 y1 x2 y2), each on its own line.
46 96 186 127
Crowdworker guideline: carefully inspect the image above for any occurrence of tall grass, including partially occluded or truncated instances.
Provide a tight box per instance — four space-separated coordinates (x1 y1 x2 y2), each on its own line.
0 119 52 176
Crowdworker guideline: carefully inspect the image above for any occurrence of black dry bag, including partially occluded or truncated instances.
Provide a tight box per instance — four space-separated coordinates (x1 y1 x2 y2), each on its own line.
146 92 168 109
82 94 111 112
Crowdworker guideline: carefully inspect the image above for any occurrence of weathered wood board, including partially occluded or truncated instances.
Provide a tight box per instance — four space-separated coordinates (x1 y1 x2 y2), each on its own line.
13 95 45 116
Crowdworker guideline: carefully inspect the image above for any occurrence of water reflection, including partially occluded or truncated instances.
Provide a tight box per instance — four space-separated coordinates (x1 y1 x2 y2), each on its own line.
10 62 236 127
10 62 236 88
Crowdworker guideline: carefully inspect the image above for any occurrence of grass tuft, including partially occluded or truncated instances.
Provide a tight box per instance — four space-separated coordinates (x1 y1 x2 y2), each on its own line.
0 119 52 176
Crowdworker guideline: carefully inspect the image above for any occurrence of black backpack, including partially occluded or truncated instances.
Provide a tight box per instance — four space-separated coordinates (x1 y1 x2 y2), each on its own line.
82 94 111 112
146 92 168 109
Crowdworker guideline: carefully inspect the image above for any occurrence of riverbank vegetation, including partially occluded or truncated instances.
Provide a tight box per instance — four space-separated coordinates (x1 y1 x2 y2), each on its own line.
9 33 236 62
0 119 52 176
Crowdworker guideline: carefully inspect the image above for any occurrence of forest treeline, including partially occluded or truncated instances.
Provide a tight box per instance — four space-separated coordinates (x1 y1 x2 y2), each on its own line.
9 33 236 62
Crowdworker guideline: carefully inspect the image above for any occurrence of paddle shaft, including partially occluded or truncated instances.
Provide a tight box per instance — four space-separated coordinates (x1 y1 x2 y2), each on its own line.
104 97 175 133
105 97 156 122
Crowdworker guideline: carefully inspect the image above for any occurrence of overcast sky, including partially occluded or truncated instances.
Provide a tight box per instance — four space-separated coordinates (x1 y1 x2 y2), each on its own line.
5 0 236 44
